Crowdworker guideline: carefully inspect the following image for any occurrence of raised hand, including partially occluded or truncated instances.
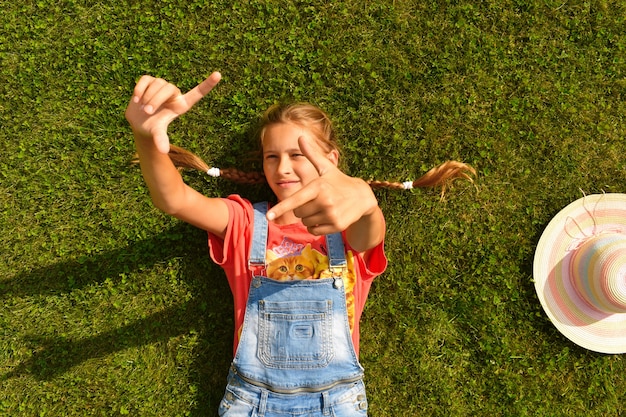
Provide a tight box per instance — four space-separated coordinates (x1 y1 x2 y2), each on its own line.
267 136 380 239
125 72 222 153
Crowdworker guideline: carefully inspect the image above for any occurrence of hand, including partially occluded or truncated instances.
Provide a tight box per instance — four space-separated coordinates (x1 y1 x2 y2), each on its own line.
267 137 379 236
125 72 222 153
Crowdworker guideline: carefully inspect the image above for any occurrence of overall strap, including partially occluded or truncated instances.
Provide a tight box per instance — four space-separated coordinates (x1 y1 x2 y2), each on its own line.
326 231 347 273
249 202 269 272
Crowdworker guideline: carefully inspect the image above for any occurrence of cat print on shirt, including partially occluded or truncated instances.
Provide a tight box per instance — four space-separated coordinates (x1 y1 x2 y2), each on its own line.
265 241 357 333
266 244 328 280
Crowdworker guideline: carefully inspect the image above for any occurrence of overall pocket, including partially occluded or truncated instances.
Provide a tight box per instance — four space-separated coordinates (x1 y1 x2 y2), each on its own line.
257 300 334 369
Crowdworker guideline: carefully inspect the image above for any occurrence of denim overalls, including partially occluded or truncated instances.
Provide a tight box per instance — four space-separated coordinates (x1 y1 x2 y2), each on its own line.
219 202 368 416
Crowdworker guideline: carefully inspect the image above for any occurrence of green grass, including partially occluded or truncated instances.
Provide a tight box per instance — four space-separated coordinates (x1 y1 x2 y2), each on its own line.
2 0 626 415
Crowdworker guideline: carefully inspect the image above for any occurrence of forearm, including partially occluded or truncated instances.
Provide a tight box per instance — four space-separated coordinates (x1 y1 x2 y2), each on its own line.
133 130 188 214
345 205 386 254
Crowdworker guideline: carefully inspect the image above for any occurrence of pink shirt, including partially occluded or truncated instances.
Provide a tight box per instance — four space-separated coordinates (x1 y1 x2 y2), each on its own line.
208 195 387 357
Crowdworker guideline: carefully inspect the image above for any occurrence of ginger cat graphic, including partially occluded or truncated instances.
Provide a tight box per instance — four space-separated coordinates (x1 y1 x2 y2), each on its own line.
265 244 357 332
266 244 327 280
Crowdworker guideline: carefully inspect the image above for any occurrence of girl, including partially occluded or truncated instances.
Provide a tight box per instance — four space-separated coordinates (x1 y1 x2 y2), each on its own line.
126 72 474 416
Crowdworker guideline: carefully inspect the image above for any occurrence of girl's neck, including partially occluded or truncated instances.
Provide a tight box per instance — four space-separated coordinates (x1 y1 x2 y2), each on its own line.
272 210 300 226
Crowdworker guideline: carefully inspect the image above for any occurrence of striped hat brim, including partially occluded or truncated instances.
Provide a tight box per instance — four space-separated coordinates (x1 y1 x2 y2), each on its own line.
533 193 626 354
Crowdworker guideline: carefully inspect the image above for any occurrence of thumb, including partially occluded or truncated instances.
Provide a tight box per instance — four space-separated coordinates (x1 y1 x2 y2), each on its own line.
298 136 337 176
151 119 173 154
153 130 171 154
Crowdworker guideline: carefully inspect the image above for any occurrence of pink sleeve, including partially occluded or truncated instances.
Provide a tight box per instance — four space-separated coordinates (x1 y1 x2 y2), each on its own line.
345 236 387 356
361 240 388 279
346 238 387 281
342 213 388 281
207 196 253 267
206 195 256 356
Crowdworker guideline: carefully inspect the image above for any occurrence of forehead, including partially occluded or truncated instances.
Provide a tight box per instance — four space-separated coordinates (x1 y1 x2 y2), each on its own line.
261 122 321 150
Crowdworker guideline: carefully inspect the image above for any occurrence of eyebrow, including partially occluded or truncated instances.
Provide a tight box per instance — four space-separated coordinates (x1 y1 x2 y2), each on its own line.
262 148 302 154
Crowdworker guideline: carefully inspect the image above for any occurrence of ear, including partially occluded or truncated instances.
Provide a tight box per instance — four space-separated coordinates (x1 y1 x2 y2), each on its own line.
326 149 339 167
265 249 279 262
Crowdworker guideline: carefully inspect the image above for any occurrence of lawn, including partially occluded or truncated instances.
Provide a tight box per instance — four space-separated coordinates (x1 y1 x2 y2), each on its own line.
2 0 626 415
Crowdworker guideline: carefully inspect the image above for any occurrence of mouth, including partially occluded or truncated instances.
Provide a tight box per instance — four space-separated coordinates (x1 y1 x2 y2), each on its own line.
276 180 300 188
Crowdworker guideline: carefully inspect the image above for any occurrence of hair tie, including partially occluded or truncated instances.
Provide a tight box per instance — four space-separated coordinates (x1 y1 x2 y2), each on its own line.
402 181 414 190
207 167 221 177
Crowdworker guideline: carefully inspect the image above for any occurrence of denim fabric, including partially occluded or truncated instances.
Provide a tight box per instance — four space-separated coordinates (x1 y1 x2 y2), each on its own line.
219 370 368 417
232 276 364 391
220 201 367 414
248 202 269 267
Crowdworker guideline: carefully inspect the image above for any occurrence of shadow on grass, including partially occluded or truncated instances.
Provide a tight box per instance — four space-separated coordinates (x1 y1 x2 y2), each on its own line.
521 209 590 352
1 223 205 298
4 303 199 378
1 222 234 415
522 218 562 335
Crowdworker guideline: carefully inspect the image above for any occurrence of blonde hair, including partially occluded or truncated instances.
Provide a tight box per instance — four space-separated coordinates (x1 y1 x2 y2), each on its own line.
163 103 476 192
258 102 340 156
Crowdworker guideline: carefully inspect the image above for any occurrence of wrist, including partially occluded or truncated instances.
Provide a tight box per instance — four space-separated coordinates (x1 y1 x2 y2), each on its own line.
358 182 379 218
133 129 161 153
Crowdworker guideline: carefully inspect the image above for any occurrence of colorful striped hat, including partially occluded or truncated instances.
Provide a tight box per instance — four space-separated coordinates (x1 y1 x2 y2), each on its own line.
533 193 626 353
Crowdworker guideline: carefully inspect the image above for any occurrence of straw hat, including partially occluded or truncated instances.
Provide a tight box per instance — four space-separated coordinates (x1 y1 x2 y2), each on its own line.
533 193 626 354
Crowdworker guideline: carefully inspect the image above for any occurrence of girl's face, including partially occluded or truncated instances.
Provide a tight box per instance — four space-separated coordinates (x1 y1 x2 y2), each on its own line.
262 122 338 202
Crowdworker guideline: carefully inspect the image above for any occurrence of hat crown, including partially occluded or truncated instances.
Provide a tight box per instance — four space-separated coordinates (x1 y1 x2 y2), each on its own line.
571 233 626 314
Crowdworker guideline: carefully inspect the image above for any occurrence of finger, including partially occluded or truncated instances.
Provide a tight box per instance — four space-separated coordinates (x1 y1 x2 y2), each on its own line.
266 182 320 221
297 211 328 228
135 77 169 106
131 75 155 103
141 80 181 115
305 223 338 236
182 72 222 108
298 136 336 176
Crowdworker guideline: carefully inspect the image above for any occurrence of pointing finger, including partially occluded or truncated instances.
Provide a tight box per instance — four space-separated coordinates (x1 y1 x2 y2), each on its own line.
183 72 222 108
267 183 320 222
298 136 336 176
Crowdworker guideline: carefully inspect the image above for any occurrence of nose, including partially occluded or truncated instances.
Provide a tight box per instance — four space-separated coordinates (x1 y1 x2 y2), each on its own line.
277 155 292 174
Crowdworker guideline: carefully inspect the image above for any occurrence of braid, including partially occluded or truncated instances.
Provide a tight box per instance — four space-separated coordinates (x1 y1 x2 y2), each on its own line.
366 180 406 190
410 160 476 188
164 145 266 185
218 167 266 185
368 161 476 196
167 144 210 172
163 145 474 193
